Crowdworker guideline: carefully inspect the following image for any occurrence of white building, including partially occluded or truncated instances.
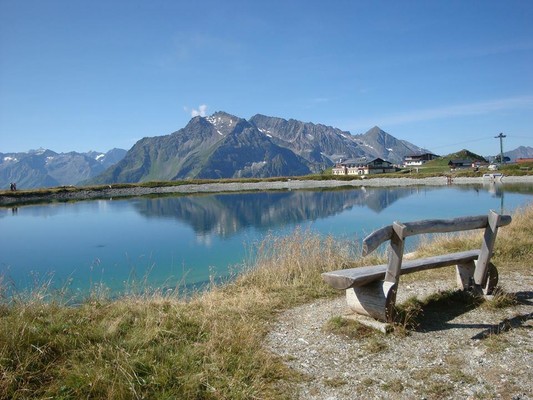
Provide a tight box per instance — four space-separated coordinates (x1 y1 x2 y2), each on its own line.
332 158 396 176
403 153 439 167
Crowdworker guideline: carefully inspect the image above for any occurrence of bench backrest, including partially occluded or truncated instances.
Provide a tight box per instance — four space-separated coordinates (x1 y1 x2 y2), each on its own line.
361 210 512 287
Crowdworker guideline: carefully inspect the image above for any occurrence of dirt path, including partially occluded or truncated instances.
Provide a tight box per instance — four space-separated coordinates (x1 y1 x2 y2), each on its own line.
265 271 533 399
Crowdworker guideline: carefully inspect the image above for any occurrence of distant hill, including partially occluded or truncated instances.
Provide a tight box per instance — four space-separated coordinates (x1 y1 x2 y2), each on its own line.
502 146 533 162
0 148 127 189
423 147 533 168
446 149 487 162
90 112 429 184
421 149 487 168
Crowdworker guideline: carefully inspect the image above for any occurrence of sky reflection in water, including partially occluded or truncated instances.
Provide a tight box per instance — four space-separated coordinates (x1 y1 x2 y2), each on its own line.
1 183 531 297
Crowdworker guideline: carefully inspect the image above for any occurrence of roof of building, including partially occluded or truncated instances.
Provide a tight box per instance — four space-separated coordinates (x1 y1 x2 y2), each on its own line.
404 152 439 158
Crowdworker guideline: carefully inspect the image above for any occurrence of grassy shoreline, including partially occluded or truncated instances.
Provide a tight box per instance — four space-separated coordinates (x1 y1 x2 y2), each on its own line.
1 204 532 398
2 171 533 207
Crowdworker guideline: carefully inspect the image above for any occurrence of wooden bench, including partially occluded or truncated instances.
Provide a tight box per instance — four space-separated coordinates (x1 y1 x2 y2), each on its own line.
322 210 512 323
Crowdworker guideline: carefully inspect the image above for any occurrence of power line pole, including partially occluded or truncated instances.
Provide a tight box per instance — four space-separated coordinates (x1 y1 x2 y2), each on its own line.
495 132 506 164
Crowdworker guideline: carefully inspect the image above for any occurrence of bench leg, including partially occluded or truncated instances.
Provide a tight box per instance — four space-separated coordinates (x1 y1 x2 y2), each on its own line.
475 261 499 295
456 261 476 290
456 261 499 295
346 281 397 322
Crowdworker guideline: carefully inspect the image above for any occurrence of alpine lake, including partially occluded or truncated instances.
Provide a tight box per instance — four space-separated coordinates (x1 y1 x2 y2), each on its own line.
1 182 532 299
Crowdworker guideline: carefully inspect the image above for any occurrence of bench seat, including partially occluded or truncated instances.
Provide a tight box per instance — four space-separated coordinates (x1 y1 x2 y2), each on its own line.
322 249 481 290
321 211 511 324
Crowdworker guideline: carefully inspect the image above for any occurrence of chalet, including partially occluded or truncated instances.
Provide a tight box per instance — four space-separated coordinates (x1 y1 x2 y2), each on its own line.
448 159 473 169
332 158 396 176
403 153 439 167
332 158 365 176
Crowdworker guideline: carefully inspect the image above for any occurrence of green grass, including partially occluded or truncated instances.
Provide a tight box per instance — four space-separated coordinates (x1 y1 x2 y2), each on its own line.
1 204 532 399
324 316 382 339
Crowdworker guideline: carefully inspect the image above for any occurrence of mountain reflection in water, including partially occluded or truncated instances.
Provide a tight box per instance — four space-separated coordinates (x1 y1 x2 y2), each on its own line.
133 187 426 237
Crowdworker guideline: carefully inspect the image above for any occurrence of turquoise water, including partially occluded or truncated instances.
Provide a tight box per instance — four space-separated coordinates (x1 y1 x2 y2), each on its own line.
1 183 531 297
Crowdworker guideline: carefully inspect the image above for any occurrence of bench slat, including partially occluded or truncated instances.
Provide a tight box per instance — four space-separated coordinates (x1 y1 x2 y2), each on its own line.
322 250 480 290
400 214 511 238
362 213 512 256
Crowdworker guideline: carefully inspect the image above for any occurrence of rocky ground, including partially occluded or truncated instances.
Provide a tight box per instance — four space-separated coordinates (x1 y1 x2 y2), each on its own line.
264 270 532 399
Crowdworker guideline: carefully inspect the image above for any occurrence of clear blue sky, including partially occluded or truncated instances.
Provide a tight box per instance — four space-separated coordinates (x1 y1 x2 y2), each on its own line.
1 0 532 156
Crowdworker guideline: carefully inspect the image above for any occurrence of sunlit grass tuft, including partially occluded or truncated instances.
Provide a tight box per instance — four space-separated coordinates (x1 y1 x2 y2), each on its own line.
236 227 358 303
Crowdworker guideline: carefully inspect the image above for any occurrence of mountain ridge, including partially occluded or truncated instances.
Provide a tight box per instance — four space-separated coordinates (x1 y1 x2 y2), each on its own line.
1 148 127 189
7 112 530 189
90 112 430 185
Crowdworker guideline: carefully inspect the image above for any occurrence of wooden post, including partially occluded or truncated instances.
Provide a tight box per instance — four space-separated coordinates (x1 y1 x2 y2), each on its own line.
474 211 501 288
384 222 406 285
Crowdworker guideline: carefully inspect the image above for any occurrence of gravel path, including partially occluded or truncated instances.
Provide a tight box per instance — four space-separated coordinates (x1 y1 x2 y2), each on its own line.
265 271 533 399
2 175 533 206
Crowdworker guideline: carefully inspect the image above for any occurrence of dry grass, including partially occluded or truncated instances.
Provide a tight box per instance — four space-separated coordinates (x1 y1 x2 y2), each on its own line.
0 228 354 399
236 227 358 302
0 204 531 399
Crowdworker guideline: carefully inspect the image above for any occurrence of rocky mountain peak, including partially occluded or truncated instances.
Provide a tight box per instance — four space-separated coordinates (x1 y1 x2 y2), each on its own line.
365 126 387 138
204 111 246 137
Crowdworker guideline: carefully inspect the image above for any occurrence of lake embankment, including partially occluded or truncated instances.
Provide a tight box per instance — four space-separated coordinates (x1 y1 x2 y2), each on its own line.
2 175 533 206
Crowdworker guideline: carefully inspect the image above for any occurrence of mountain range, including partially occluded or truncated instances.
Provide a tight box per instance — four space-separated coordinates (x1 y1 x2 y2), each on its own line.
89 112 428 184
0 148 127 189
3 112 532 189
